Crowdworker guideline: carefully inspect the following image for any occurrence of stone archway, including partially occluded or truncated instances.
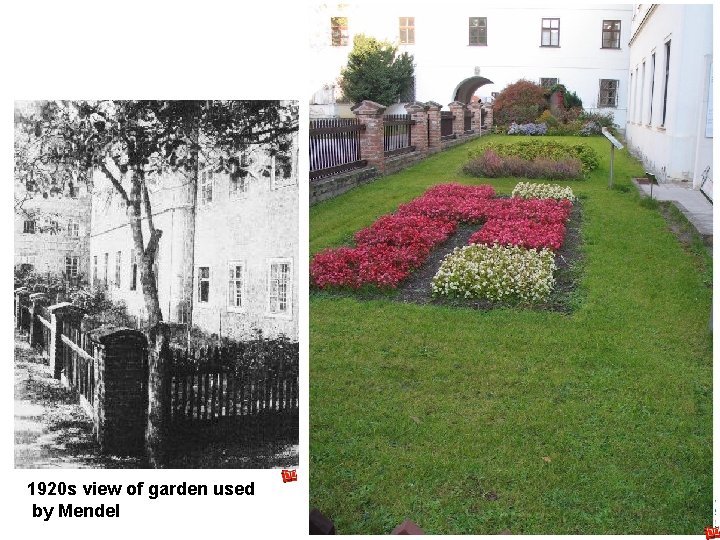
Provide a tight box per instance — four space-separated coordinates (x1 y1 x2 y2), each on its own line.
453 76 494 104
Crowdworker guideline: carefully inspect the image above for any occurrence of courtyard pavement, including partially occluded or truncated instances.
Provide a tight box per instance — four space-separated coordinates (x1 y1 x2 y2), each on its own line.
633 180 713 242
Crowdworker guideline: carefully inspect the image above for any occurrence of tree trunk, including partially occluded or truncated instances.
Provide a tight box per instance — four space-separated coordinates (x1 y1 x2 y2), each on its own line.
145 322 170 468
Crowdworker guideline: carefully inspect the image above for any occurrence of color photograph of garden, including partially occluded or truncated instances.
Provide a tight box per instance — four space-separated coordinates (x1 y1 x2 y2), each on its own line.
309 134 712 534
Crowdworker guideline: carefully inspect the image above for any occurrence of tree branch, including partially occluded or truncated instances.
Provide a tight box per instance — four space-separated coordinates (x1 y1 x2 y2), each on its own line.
99 161 131 207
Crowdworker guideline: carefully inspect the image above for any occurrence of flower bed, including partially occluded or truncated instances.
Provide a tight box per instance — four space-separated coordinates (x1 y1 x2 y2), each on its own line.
468 140 600 174
431 244 556 302
511 182 575 201
470 219 567 251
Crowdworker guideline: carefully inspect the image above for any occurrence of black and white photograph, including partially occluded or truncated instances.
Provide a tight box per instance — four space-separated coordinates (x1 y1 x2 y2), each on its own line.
14 100 299 469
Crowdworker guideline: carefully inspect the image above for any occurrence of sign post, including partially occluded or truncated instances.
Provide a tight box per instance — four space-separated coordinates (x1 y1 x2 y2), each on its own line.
602 127 624 188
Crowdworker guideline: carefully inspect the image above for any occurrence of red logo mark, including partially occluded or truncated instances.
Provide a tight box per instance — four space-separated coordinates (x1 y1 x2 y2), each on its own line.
281 469 298 483
705 526 720 539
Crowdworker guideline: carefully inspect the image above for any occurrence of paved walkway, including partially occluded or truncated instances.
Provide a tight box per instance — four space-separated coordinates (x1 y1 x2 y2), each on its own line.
633 180 713 242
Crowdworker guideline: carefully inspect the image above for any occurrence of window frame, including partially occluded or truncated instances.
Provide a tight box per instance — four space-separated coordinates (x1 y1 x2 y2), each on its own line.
540 77 559 89
23 220 36 234
115 251 122 288
67 220 79 237
130 250 138 291
199 169 214 206
197 266 210 304
468 17 487 46
601 20 621 49
271 136 298 190
541 18 560 47
65 255 79 278
103 252 109 286
661 40 671 127
227 260 247 313
598 79 619 108
330 16 349 46
399 16 415 45
649 52 656 125
266 258 293 319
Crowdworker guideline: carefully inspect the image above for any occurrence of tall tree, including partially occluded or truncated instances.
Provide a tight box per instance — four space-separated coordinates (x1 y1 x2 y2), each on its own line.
339 34 415 105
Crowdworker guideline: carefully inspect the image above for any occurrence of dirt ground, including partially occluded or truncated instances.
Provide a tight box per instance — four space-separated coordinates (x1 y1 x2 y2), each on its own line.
14 332 298 469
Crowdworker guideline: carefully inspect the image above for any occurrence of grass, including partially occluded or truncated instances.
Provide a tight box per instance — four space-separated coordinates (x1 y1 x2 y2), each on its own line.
309 135 712 534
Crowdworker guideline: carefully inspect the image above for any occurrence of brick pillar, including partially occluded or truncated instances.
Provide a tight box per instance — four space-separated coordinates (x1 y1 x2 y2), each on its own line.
88 326 148 454
425 101 442 153
47 302 86 380
404 101 429 154
28 293 48 348
352 100 386 174
484 106 493 130
15 288 29 330
468 102 483 134
448 101 467 137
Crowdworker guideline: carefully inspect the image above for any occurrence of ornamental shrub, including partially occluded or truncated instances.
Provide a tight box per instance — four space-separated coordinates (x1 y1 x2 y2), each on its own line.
432 244 556 302
578 120 602 136
512 182 575 201
469 140 599 174
493 80 548 125
462 149 583 180
536 110 559 128
507 122 548 136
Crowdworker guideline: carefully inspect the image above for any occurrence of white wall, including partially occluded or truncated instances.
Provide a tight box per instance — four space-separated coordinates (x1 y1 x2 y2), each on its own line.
310 3 632 124
625 4 713 187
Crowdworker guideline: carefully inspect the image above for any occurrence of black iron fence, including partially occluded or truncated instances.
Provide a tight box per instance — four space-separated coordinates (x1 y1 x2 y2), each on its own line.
309 118 366 180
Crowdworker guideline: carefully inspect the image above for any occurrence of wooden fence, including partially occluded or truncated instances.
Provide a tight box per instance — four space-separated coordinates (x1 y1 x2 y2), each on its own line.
310 118 367 180
383 114 415 156
167 343 299 423
59 319 97 408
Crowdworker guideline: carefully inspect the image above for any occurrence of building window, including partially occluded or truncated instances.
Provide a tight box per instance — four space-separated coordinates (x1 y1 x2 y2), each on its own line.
104 253 109 286
541 18 560 47
268 259 292 317
639 61 646 123
93 255 98 286
115 251 122 288
130 250 138 291
469 17 487 46
67 220 79 237
271 136 297 189
197 266 210 303
662 40 671 126
331 16 348 46
228 262 245 311
23 220 35 234
599 79 619 108
649 52 656 124
65 256 79 278
199 170 213 205
540 77 559 89
399 17 414 45
602 20 621 49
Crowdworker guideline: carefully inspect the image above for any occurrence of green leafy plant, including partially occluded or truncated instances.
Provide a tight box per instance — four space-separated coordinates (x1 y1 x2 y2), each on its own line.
470 140 600 174
339 34 415 105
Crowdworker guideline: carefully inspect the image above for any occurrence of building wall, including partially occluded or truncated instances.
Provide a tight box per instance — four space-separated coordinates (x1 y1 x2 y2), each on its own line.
310 3 632 124
625 4 713 188
15 183 91 280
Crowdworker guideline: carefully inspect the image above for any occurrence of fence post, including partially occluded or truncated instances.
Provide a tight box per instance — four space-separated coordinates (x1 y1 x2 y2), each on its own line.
47 302 85 380
352 100 386 174
468 102 483 134
88 326 148 454
14 287 29 330
146 322 171 467
425 101 442 152
28 293 48 348
448 101 467 137
404 102 429 155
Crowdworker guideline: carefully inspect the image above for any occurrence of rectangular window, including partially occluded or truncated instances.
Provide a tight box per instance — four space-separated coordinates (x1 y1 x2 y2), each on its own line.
93 255 98 286
104 253 108 286
540 77 559 89
197 267 210 303
331 16 348 46
65 256 79 278
268 259 292 317
199 170 213 205
23 220 35 234
468 17 487 46
130 250 138 291
541 18 560 47
115 251 121 288
67 220 79 237
662 40 671 126
602 20 621 49
639 62 646 123
230 154 251 196
649 52 656 124
227 262 245 311
271 135 297 189
399 17 414 45
599 79 619 108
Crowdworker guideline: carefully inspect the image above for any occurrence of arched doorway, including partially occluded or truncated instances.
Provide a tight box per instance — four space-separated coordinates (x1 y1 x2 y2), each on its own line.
453 76 494 104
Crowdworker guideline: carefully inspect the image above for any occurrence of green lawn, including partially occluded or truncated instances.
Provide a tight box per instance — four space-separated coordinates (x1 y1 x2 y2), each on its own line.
309 135 712 534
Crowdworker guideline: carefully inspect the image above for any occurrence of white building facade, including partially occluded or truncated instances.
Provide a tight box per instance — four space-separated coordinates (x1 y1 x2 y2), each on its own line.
625 4 713 194
310 3 633 124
